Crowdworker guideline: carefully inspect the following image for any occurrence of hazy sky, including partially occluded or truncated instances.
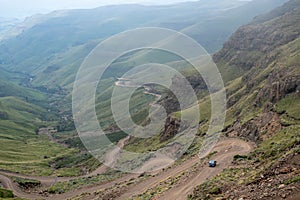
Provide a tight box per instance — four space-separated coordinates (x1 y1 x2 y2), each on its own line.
0 0 198 19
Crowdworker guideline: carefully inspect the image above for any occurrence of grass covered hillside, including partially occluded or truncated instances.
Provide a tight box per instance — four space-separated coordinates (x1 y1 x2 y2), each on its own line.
0 0 299 199
0 96 75 176
190 0 300 199
0 68 100 176
0 81 84 176
0 0 286 90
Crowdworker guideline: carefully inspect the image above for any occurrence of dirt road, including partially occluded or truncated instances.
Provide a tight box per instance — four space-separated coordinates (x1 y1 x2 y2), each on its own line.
0 79 252 199
0 174 36 199
0 172 137 200
0 134 130 183
158 138 253 200
116 138 253 200
0 136 133 200
0 138 252 200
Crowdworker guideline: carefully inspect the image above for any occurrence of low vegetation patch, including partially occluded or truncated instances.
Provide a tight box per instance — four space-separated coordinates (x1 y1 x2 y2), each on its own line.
233 154 249 161
276 95 300 120
47 171 123 194
284 176 300 185
0 188 14 198
190 125 300 199
13 177 41 189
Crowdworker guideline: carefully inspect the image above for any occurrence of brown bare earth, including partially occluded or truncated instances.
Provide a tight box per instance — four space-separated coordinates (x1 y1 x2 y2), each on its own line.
158 138 253 200
0 137 253 200
116 138 253 200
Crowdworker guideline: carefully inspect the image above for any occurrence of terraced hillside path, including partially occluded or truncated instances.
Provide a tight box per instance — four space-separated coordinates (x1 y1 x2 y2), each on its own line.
158 138 253 199
0 137 253 200
116 138 253 200
0 134 133 200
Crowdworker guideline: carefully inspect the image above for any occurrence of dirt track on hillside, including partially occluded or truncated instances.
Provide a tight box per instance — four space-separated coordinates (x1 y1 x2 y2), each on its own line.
0 135 133 200
0 138 252 200
158 138 253 199
0 80 253 199
117 138 253 200
0 134 129 183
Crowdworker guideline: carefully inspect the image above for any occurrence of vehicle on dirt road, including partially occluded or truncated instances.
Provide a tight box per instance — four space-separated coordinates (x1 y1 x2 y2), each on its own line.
209 160 217 167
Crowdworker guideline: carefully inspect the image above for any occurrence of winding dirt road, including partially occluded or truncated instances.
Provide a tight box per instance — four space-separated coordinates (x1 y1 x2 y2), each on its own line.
116 138 253 200
0 79 253 199
0 135 133 200
0 138 252 200
158 138 253 200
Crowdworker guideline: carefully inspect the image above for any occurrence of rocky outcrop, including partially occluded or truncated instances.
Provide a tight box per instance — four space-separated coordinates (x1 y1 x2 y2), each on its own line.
190 1 300 200
255 73 300 106
159 73 207 115
213 0 300 145
226 111 281 143
225 70 297 143
160 116 181 142
218 152 300 200
214 0 300 73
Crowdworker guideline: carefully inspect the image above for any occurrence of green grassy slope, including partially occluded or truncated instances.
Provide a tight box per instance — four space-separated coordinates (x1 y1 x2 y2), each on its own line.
0 96 78 176
0 72 94 176
0 79 45 101
0 0 286 91
189 0 300 198
0 0 290 179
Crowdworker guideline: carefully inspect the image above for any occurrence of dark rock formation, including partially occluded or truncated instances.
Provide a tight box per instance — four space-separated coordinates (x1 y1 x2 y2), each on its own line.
160 116 181 142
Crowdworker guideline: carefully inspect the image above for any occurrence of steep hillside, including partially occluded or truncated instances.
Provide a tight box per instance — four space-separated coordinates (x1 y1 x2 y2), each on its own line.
0 78 52 135
0 18 20 40
0 0 287 177
0 68 98 176
0 94 79 176
0 80 45 101
0 75 93 175
190 0 300 199
0 0 286 90
182 0 288 52
0 0 299 198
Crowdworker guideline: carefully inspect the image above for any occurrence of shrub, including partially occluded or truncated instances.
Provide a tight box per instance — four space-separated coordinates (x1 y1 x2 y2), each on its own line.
285 176 300 185
13 177 41 189
209 186 221 195
0 111 8 120
233 154 248 161
0 188 14 198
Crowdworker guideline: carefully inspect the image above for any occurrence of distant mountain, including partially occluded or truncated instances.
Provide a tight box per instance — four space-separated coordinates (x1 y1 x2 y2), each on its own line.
0 0 287 90
0 18 20 40
0 12 68 42
182 0 289 52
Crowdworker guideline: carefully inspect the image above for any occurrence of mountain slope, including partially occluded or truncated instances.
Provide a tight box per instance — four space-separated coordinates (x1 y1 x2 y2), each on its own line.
190 0 300 199
0 0 298 197
0 0 286 90
182 0 288 52
0 18 20 41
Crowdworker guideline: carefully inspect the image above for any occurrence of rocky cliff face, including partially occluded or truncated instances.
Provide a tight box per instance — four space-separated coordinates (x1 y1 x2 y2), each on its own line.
160 116 181 142
255 73 300 106
162 0 300 144
212 0 300 144
214 0 300 70
191 0 300 199
227 111 282 142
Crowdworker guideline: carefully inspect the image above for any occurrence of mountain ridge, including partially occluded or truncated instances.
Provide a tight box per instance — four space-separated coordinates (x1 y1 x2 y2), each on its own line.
0 0 299 199
190 0 300 198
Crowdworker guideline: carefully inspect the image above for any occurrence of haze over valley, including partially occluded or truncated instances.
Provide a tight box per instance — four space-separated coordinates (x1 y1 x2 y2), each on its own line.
0 0 299 199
